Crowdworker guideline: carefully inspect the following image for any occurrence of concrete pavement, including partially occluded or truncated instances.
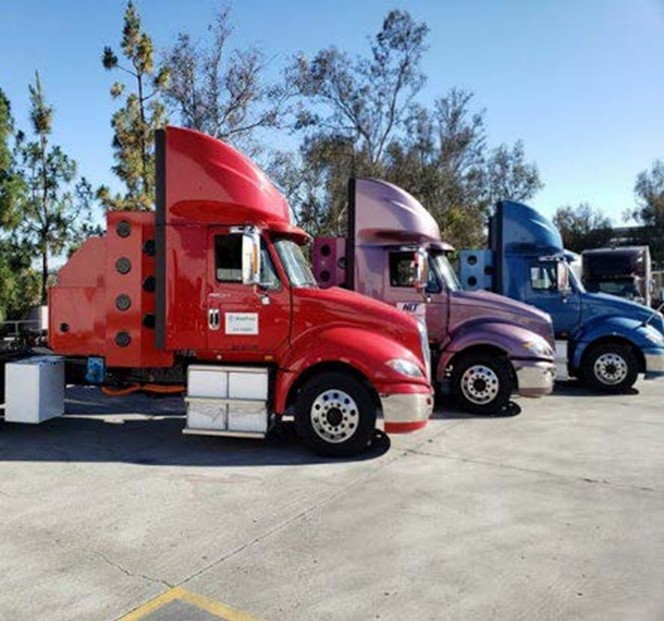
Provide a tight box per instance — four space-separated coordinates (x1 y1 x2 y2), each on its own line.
0 381 663 620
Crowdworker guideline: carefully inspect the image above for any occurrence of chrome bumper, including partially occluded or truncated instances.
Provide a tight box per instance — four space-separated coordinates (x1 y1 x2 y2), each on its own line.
514 360 555 398
644 352 664 379
380 392 433 433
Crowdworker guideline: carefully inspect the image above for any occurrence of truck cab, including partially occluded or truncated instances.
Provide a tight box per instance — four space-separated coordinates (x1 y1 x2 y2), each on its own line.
582 246 652 307
459 201 664 392
313 178 555 415
47 128 433 456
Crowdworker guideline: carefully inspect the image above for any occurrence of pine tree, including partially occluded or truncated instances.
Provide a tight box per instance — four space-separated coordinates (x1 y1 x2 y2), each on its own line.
99 1 169 211
0 88 37 322
16 72 92 304
0 88 24 228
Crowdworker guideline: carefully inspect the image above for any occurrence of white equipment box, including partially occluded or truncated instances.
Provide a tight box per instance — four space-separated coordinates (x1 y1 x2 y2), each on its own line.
5 356 65 423
185 365 270 437
554 340 569 381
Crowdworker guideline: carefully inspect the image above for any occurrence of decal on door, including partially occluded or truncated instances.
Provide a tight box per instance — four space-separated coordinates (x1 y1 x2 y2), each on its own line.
225 312 259 335
396 302 425 317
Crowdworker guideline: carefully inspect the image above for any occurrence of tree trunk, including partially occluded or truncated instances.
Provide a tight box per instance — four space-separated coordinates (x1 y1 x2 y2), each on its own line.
137 73 149 200
41 250 48 306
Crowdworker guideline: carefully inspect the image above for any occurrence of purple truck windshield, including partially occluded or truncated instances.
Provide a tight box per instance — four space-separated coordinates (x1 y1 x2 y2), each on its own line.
430 252 461 292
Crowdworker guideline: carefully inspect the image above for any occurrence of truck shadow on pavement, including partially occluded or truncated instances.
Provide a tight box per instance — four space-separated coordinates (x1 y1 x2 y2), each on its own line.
553 380 639 397
0 387 391 467
432 394 522 420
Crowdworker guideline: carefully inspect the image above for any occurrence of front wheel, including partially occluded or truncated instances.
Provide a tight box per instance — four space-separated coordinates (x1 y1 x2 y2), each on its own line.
450 352 513 415
581 342 638 393
294 372 377 457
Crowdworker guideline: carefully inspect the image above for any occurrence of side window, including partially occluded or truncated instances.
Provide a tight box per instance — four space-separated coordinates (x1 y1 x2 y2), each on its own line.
530 263 557 292
215 234 243 282
260 242 280 290
389 252 416 288
426 256 442 293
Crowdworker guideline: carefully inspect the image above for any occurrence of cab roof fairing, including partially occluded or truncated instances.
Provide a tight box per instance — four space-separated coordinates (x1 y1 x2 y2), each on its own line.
492 200 564 257
352 177 442 247
158 126 307 239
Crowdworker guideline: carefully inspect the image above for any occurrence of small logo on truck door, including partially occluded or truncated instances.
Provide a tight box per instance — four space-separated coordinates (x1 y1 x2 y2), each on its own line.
225 312 259 335
396 302 425 317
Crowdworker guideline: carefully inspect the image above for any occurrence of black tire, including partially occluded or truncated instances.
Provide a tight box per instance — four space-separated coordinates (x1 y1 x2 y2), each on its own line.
450 352 513 415
294 372 377 457
581 342 638 393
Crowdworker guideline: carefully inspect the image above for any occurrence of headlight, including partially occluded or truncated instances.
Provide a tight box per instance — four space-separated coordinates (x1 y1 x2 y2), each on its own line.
386 358 424 378
643 325 664 345
523 339 551 356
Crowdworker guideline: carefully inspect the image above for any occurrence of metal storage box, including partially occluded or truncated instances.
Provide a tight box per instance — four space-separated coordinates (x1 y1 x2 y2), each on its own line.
185 365 269 437
187 365 230 398
187 365 268 400
5 356 65 423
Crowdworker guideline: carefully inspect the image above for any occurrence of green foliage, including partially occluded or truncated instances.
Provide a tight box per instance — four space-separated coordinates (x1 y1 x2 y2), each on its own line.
100 0 169 211
0 89 39 321
630 160 664 229
0 239 41 323
279 12 543 247
14 72 93 304
552 203 613 253
0 88 24 228
292 10 428 168
383 89 489 248
485 142 543 206
624 160 664 263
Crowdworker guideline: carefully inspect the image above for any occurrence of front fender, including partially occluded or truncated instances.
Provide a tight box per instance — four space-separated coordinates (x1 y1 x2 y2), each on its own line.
275 326 429 413
572 316 655 369
436 320 552 381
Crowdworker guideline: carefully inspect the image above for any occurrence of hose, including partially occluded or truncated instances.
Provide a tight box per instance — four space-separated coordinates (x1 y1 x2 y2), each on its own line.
101 384 185 397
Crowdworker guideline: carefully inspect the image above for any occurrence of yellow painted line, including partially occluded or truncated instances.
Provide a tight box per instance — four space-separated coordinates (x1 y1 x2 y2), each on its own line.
178 588 260 620
118 586 261 621
118 587 183 621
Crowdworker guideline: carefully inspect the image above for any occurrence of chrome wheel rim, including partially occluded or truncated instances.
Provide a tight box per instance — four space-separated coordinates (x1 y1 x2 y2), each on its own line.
460 365 500 405
310 389 359 444
593 352 628 385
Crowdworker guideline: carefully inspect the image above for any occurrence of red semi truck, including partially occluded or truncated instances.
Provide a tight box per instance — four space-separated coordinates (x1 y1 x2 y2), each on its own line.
313 178 556 415
40 127 433 456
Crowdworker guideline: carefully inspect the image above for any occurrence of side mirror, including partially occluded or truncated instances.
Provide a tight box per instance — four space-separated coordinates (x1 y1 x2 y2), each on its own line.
414 248 429 293
242 229 261 285
557 261 571 294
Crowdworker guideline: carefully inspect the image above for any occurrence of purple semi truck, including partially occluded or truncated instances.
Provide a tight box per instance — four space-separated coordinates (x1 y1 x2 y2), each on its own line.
312 178 556 415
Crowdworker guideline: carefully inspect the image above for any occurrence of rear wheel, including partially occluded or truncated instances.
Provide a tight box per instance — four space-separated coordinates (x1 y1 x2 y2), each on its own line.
295 372 376 457
581 342 638 393
451 352 513 415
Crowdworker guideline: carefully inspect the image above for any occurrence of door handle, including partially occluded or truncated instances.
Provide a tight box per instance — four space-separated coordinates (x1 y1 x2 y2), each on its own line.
208 308 220 330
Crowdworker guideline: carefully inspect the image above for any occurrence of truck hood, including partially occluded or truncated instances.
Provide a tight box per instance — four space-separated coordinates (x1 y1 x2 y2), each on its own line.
579 290 664 335
450 289 555 344
291 286 427 367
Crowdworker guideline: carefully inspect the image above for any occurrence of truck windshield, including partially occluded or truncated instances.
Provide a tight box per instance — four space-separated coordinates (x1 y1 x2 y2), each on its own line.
274 239 317 288
567 263 586 293
430 252 461 292
586 278 639 298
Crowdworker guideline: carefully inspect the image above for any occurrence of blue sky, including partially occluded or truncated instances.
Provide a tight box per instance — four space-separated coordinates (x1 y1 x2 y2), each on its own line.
1 0 663 224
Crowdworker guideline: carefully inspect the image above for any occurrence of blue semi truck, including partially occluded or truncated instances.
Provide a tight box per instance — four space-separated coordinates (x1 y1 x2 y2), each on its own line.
459 201 664 392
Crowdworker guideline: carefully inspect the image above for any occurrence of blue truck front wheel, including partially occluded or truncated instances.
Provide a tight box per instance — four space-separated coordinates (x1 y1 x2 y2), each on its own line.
581 342 639 393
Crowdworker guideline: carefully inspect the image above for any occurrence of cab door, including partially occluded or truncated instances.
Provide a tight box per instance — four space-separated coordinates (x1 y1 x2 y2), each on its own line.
206 227 291 356
526 260 581 338
383 249 448 342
